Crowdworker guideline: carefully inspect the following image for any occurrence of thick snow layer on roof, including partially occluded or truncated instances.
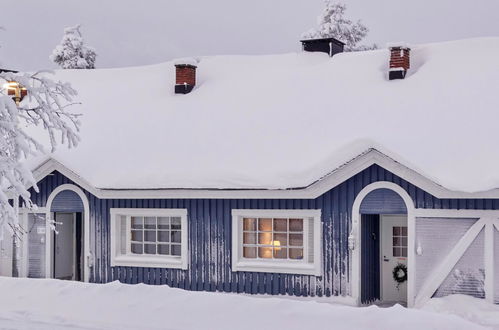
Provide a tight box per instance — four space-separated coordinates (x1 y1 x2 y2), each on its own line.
29 38 499 192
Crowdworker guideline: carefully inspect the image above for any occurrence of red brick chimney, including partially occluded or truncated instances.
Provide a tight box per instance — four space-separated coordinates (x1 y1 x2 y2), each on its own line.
175 63 197 94
389 45 411 80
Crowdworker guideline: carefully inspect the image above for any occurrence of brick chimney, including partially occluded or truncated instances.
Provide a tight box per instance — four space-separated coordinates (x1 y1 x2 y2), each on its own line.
389 45 411 80
175 63 197 94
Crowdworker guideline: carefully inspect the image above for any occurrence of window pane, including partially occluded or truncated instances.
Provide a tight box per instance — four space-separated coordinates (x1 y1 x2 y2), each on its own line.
258 232 272 245
401 227 408 236
289 219 303 232
273 233 287 247
171 217 181 230
243 247 257 258
144 244 156 255
158 217 170 230
258 247 272 259
131 217 143 229
145 217 156 229
158 244 170 255
131 243 143 254
393 247 401 257
258 218 272 231
289 248 303 260
273 247 287 259
243 218 256 231
401 237 408 247
144 231 156 242
171 230 181 243
131 230 143 242
393 236 401 246
273 218 287 232
393 227 401 236
171 244 181 256
401 248 407 257
243 232 256 244
158 231 170 242
289 234 303 247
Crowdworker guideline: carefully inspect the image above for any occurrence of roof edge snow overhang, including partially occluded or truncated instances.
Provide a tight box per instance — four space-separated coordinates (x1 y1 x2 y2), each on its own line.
29 150 499 200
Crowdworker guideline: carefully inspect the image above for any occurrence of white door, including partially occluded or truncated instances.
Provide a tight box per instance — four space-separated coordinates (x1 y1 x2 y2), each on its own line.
54 213 75 280
381 215 408 304
0 233 13 277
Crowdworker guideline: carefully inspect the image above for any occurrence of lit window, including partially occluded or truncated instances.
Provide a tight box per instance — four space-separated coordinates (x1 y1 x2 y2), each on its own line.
110 209 188 269
232 210 322 276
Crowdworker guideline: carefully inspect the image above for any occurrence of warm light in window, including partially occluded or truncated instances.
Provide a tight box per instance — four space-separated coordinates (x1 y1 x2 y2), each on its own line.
272 240 281 251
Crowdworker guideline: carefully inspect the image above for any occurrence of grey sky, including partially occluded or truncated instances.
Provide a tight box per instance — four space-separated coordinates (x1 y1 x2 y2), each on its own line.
1 0 498 70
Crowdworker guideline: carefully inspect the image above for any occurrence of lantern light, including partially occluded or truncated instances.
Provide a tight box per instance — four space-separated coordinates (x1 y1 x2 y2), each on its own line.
3 81 27 105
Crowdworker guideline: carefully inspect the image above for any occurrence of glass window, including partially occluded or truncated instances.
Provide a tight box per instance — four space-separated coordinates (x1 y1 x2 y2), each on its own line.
129 215 183 258
242 217 304 261
393 226 408 257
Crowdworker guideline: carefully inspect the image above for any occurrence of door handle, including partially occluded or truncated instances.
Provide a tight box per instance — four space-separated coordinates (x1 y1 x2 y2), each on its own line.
383 256 390 262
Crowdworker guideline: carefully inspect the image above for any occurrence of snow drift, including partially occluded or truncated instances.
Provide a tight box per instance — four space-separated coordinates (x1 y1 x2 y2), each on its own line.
0 277 492 330
28 37 499 192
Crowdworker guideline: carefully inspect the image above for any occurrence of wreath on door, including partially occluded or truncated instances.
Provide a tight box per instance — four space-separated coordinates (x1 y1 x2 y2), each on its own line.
392 263 407 289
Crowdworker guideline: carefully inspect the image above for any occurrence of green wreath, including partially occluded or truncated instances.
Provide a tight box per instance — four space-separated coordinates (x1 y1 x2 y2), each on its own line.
392 263 407 289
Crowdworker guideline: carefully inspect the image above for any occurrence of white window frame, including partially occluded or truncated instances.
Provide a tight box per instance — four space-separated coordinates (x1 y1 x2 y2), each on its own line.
231 209 322 276
110 208 188 270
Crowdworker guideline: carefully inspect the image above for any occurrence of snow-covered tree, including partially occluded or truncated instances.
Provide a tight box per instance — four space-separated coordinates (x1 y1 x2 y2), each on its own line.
0 70 80 243
302 1 377 52
50 25 97 69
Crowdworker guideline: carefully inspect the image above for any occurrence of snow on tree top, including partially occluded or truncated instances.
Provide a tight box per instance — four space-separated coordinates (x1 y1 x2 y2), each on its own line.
27 38 499 193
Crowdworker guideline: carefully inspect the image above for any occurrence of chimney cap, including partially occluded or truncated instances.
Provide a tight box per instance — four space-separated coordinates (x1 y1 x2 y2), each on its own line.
386 42 411 50
300 37 345 46
174 57 199 68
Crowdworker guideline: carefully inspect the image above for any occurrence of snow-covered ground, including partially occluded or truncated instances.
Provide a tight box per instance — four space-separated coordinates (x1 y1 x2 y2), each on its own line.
0 277 496 330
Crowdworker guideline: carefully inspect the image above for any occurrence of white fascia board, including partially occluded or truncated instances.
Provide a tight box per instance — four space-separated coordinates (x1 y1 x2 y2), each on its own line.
30 151 499 200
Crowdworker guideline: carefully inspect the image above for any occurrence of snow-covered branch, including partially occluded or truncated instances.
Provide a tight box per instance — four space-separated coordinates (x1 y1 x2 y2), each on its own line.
0 70 80 239
302 1 377 52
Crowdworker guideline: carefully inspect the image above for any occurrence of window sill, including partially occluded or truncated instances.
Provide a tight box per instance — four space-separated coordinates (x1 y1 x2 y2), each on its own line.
111 254 188 270
232 259 321 276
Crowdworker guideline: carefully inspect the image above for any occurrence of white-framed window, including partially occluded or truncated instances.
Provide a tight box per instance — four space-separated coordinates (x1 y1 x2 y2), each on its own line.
231 209 322 276
110 208 188 269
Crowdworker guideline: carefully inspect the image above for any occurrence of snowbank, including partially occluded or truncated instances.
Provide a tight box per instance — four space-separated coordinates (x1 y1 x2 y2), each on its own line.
27 37 499 192
0 277 489 330
422 294 499 329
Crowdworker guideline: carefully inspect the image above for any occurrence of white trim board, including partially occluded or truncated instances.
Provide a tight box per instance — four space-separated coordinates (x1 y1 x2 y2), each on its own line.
30 150 499 200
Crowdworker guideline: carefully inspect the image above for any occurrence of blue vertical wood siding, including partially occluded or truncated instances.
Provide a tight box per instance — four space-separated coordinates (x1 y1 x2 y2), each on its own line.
50 190 84 213
29 164 499 297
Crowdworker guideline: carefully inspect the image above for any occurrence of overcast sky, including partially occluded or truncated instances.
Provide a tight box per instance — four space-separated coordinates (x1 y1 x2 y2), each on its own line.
1 0 499 70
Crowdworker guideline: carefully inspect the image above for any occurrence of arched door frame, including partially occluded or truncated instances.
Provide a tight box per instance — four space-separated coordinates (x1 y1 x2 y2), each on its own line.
45 184 91 282
350 181 416 307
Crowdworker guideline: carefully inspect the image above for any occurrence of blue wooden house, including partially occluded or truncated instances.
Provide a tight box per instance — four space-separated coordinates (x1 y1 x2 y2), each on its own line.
4 37 499 308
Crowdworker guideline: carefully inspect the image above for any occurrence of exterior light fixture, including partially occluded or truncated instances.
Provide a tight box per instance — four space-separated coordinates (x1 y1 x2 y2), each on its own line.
3 81 27 105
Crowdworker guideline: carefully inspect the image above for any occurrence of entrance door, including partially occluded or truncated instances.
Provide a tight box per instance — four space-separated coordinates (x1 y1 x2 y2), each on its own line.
54 213 75 280
381 215 408 304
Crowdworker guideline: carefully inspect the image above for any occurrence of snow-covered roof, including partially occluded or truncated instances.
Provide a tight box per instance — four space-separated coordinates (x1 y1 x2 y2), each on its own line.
28 38 499 193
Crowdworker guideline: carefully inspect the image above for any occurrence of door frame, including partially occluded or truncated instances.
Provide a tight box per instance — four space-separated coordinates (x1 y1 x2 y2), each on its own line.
45 184 91 282
351 182 416 307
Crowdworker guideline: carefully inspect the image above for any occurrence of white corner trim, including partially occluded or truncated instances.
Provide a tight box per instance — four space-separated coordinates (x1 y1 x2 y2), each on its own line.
414 217 489 307
484 221 495 303
109 208 189 270
30 151 499 200
350 181 416 307
231 209 322 276
45 184 91 282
